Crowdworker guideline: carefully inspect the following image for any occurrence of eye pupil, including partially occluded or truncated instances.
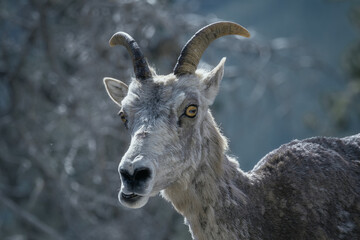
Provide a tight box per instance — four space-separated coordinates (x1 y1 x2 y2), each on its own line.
185 105 198 118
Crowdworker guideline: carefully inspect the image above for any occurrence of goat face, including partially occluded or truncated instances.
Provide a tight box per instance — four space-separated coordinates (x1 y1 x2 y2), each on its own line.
103 22 249 208
104 58 226 208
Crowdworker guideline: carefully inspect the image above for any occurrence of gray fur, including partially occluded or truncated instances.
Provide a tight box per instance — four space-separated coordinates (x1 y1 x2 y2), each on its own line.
104 45 360 240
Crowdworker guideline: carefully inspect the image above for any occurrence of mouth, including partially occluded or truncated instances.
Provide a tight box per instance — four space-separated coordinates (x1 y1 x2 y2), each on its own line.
121 192 141 201
119 190 150 208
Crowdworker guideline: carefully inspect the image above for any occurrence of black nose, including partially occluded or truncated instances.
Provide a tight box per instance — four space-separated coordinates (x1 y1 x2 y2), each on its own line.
120 167 152 188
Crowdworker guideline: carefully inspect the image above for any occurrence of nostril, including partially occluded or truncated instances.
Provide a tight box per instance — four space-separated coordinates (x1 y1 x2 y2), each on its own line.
134 167 151 182
120 168 132 181
120 167 151 184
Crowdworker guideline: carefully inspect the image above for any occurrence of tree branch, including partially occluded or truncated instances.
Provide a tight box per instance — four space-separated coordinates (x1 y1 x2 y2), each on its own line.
0 193 65 240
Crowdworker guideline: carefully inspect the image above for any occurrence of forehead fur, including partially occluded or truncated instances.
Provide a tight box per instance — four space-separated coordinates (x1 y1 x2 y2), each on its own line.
122 71 207 110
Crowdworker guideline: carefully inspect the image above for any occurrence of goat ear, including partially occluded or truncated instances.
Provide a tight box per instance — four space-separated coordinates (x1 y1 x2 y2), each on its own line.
103 77 128 107
201 57 226 105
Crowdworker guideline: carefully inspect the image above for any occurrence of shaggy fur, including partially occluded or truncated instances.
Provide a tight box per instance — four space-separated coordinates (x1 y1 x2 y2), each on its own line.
104 55 360 239
163 131 360 240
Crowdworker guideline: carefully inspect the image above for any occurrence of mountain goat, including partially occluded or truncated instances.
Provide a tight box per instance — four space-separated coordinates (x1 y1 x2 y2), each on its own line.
103 21 360 240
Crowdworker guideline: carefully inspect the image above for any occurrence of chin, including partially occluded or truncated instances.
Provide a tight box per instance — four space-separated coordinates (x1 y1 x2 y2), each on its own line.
118 191 150 209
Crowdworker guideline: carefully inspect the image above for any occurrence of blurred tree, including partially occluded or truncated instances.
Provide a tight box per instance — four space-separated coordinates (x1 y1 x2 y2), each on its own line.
324 4 360 132
0 0 201 239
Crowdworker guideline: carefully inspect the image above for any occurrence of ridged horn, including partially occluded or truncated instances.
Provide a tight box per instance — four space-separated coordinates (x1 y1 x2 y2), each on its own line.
109 32 152 81
173 21 250 76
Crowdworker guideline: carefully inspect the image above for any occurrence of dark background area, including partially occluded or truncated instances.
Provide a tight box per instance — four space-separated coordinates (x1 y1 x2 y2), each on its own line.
0 0 359 239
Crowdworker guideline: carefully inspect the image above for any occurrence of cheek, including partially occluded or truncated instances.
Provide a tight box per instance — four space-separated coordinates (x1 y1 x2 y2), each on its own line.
151 125 202 191
178 114 201 138
155 113 202 163
178 126 202 161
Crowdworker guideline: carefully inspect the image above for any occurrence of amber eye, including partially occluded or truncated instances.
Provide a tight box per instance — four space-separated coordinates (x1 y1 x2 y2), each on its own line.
118 111 127 124
185 105 198 118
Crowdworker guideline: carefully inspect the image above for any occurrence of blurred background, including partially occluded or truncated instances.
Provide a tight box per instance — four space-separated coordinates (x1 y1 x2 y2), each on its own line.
0 0 359 239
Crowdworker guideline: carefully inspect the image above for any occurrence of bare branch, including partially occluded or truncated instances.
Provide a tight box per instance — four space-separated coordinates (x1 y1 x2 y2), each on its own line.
0 193 65 240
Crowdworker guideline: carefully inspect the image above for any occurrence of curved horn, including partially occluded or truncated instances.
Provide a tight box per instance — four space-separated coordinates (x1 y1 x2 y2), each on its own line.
173 21 250 76
109 32 152 81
